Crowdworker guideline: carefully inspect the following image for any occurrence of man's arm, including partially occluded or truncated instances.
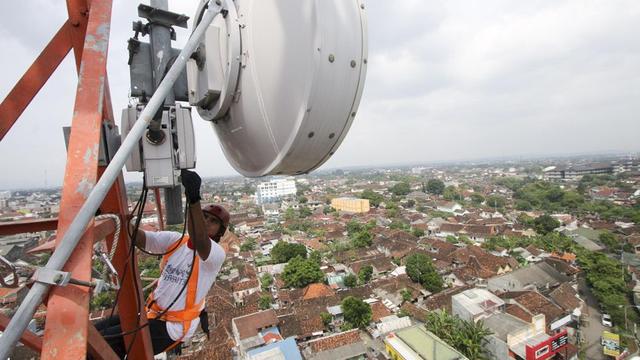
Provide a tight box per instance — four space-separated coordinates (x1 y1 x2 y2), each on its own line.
187 200 212 261
128 219 147 250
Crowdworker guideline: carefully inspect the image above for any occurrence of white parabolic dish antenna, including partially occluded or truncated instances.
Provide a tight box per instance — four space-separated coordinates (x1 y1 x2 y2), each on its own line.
187 0 368 177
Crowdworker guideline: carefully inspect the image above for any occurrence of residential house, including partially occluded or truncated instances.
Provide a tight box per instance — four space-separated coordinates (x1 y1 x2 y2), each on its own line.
232 279 261 305
501 291 566 331
483 312 548 360
302 329 367 360
487 262 570 293
450 246 517 276
384 325 469 360
349 256 395 278
232 310 280 355
435 201 463 213
246 337 303 360
375 315 413 336
451 288 505 323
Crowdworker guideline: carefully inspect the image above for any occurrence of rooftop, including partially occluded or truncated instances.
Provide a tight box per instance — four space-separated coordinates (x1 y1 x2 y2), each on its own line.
488 262 570 292
307 329 361 353
232 309 279 340
385 325 469 360
483 312 530 340
302 283 335 300
452 288 505 316
246 337 302 360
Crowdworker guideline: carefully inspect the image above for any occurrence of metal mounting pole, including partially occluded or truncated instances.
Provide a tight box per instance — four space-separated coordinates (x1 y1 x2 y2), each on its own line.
0 2 222 357
144 0 185 225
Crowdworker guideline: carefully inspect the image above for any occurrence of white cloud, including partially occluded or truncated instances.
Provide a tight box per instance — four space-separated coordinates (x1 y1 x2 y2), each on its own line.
1 0 639 188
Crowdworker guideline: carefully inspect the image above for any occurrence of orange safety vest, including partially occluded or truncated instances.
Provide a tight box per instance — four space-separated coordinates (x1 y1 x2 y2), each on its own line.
145 235 205 352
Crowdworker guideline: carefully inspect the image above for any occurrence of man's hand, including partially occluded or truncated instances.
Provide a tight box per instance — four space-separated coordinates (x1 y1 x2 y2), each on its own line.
181 169 202 204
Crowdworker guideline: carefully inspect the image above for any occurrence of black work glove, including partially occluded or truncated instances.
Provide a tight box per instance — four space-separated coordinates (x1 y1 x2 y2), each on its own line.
181 169 202 204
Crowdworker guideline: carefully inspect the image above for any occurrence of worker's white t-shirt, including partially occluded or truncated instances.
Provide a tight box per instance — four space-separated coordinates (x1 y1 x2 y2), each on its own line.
144 231 226 341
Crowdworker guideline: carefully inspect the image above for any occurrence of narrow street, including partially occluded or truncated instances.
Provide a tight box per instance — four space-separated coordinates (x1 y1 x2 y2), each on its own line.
578 277 608 360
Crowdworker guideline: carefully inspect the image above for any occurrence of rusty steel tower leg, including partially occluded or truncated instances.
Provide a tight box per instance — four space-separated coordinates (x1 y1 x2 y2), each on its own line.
98 169 154 359
0 0 153 357
38 0 113 358
0 22 73 141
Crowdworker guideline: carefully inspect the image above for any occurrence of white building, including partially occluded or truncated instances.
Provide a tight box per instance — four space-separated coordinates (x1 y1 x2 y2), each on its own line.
0 191 11 200
452 288 505 323
255 178 297 204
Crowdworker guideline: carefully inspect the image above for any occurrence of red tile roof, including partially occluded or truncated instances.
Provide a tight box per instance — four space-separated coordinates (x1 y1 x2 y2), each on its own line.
549 283 581 311
371 302 392 322
307 329 362 352
503 291 564 325
302 283 335 300
262 332 283 344
232 309 279 340
232 279 260 292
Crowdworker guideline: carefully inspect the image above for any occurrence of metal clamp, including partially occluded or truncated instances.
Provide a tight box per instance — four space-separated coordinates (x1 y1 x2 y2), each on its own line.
34 268 98 289
34 268 72 286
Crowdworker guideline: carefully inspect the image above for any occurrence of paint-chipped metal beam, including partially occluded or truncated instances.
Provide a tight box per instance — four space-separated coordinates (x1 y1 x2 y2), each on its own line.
87 322 119 360
96 168 154 359
37 0 113 358
0 22 73 141
0 218 59 236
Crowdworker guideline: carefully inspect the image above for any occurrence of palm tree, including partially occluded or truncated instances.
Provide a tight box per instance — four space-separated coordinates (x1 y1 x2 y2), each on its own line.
425 310 493 360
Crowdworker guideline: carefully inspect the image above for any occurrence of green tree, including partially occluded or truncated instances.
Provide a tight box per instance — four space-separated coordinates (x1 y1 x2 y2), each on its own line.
309 250 322 265
426 179 445 195
341 296 372 329
471 193 485 205
560 191 584 208
579 251 637 327
401 288 412 302
425 311 493 360
346 220 365 234
443 186 463 201
411 227 425 238
389 182 411 196
533 214 560 235
389 220 410 231
299 206 312 217
271 241 308 263
259 295 272 310
343 274 357 288
351 230 373 248
485 195 506 209
598 231 621 253
406 199 416 208
260 273 273 291
517 213 535 228
515 200 533 211
282 256 324 288
240 237 257 252
320 312 332 328
284 207 297 221
358 265 373 284
405 253 443 293
446 235 458 244
361 189 384 207
90 291 115 311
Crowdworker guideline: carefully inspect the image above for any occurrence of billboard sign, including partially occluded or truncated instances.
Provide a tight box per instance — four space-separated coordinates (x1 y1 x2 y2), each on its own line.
602 331 620 357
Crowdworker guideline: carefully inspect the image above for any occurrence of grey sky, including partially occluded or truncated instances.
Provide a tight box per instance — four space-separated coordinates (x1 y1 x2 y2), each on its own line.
1 0 639 189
